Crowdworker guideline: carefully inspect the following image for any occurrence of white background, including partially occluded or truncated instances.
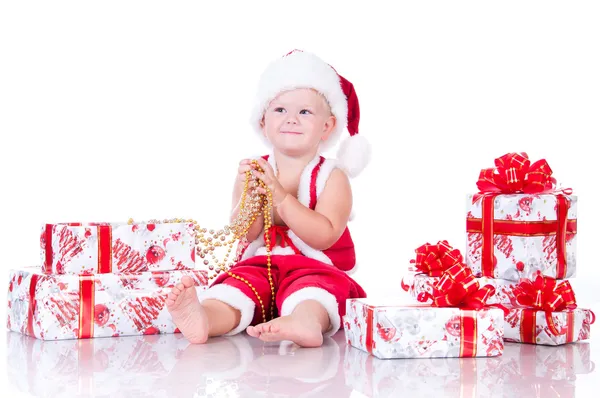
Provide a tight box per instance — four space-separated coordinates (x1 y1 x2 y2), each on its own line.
1 1 599 397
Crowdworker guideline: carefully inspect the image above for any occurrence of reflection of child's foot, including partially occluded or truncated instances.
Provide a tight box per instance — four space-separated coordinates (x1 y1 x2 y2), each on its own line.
246 315 323 347
166 276 208 344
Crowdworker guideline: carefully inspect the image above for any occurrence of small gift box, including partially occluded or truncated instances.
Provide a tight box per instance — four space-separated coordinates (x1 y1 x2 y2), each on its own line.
502 273 595 345
343 298 504 359
40 221 197 274
7 267 208 340
465 152 577 281
403 240 520 306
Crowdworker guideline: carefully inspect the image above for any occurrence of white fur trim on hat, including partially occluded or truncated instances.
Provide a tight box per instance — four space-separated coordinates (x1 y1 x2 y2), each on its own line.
250 51 348 154
197 284 255 336
280 287 341 337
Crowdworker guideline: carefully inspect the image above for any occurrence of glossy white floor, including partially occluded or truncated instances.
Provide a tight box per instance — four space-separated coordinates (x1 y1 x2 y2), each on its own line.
2 288 598 398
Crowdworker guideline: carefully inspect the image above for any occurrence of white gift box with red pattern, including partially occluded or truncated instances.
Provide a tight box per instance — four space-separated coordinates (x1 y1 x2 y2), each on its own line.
40 221 197 275
466 193 577 281
403 272 520 306
7 267 208 340
343 298 504 359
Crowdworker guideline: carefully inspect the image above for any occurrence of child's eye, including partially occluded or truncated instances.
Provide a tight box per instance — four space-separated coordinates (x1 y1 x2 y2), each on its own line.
274 107 285 113
299 109 311 115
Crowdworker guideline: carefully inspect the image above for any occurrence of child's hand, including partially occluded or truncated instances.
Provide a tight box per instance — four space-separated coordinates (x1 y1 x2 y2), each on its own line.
237 159 256 182
253 158 288 207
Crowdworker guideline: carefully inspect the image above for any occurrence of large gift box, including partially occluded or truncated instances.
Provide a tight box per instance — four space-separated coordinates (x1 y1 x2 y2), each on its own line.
343 298 504 359
465 153 577 281
7 267 208 340
40 221 197 275
344 338 593 397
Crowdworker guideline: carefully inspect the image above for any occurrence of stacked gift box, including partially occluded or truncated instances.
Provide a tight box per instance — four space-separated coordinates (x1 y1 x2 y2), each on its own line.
345 152 595 358
7 221 209 340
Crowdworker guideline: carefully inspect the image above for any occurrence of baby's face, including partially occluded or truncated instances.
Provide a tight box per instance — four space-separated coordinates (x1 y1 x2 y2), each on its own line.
261 88 335 156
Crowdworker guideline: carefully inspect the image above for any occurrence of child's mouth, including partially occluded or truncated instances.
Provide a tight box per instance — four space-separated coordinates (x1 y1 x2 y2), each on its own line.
280 131 302 135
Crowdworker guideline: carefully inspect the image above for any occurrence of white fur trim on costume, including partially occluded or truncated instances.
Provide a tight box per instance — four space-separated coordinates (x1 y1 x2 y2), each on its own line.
314 159 337 197
255 245 295 256
240 236 265 261
297 153 323 207
197 284 255 336
287 230 333 265
336 134 371 178
280 287 341 337
250 51 348 153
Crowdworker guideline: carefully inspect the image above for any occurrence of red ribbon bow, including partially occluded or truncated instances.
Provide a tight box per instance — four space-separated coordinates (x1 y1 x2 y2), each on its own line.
417 263 508 314
513 272 577 336
266 225 300 254
410 240 464 277
476 152 557 195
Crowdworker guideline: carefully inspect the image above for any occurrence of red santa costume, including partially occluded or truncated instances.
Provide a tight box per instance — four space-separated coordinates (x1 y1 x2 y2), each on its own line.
197 50 371 337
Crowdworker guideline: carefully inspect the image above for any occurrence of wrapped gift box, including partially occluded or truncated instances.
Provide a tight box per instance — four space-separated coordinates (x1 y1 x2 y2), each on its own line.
403 272 520 306
40 221 197 275
466 152 577 281
6 331 190 397
343 338 591 397
343 299 504 359
466 193 577 281
7 267 208 340
504 307 594 345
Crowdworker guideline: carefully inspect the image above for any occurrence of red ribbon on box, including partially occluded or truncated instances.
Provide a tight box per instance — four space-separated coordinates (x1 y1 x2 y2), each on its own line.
44 223 113 274
468 152 576 279
410 240 464 277
412 245 508 357
513 272 578 342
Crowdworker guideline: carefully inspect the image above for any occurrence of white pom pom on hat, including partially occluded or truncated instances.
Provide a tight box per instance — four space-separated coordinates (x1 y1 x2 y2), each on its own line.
250 49 371 178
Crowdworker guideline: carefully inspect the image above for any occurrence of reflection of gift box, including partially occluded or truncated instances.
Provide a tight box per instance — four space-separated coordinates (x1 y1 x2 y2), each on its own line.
343 298 504 359
403 272 520 306
7 267 208 340
343 338 592 398
504 307 594 345
465 153 577 281
40 221 197 275
6 331 190 397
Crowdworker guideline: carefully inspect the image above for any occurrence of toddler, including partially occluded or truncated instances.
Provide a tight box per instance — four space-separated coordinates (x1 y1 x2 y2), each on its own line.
166 50 370 347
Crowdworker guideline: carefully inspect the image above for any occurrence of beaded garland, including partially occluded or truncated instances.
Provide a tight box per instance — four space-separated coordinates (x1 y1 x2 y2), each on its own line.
129 160 275 323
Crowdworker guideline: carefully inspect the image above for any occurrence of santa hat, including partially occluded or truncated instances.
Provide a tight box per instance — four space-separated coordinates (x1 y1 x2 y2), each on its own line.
250 50 371 178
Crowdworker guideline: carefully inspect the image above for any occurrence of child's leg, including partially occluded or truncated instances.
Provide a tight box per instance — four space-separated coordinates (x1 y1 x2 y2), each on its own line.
247 261 365 347
167 263 275 344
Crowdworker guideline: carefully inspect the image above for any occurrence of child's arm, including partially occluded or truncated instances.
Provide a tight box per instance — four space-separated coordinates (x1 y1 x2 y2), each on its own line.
231 159 264 242
253 158 352 250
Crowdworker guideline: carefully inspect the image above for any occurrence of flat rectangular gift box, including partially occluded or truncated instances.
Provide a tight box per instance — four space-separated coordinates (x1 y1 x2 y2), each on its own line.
40 221 197 275
465 193 577 281
343 298 504 359
7 267 208 340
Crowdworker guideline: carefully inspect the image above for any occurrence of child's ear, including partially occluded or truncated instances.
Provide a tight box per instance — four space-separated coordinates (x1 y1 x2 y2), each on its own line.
260 116 266 135
321 115 337 141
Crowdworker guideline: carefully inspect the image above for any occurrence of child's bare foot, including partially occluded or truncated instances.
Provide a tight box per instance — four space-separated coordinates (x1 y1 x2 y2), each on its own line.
166 276 209 344
246 315 323 347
